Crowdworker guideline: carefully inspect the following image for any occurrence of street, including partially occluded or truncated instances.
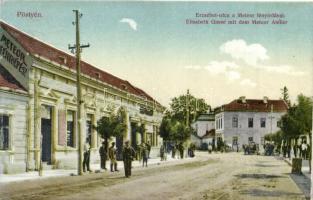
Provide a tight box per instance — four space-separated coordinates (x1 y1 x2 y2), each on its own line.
0 152 308 200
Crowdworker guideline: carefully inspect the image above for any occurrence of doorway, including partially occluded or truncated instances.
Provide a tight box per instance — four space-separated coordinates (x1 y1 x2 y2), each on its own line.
41 105 52 164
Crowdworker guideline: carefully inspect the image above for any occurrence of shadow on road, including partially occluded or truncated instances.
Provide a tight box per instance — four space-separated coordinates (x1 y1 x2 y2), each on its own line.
254 164 280 168
234 174 286 179
240 189 303 198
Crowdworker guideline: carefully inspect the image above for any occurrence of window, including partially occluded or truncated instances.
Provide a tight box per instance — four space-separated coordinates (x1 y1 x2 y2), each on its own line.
66 111 75 147
0 115 9 150
260 118 266 128
248 137 253 143
277 121 281 128
248 118 253 128
221 118 223 129
232 116 238 128
232 137 238 145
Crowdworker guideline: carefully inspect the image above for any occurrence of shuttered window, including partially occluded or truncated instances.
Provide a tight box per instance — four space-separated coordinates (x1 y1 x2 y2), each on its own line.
67 110 75 147
0 115 9 150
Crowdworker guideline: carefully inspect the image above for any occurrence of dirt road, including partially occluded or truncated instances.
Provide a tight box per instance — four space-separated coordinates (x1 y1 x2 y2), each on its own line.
0 152 307 200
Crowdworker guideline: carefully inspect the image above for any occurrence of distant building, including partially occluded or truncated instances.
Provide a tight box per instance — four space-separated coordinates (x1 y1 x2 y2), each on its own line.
214 96 288 151
0 21 164 174
191 113 215 149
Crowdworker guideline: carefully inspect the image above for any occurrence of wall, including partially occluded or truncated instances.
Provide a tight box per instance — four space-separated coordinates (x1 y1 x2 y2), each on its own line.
0 90 28 174
222 111 285 149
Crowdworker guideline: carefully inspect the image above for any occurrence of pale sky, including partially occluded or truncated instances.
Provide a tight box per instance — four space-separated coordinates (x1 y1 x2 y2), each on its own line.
1 1 312 107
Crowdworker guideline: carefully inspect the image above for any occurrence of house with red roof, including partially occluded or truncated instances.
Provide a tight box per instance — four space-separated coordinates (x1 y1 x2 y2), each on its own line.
0 21 164 174
214 96 288 151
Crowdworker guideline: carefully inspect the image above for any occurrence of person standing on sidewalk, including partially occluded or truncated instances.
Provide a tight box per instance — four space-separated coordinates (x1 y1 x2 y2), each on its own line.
142 143 149 167
301 141 308 160
146 141 151 158
83 138 91 173
179 142 184 159
160 144 165 161
108 142 118 172
122 140 136 177
99 141 107 170
293 143 298 158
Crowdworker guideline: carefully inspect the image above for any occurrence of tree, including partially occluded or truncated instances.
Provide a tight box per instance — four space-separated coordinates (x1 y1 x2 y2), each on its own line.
281 94 312 139
281 86 291 107
264 131 283 145
280 94 312 172
95 107 127 151
160 92 210 143
170 94 210 125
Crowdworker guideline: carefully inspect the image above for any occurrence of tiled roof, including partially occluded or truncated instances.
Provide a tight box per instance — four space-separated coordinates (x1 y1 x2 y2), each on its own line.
196 113 215 121
202 129 215 139
0 21 158 104
217 98 288 113
0 64 25 92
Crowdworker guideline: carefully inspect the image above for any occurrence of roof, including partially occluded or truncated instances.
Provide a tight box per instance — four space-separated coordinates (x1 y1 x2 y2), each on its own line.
215 97 288 113
201 129 215 139
0 21 159 105
196 113 215 121
0 64 26 92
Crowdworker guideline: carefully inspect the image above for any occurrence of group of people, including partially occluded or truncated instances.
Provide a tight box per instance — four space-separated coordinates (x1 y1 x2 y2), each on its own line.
83 138 138 178
289 141 310 160
171 142 185 159
264 142 275 156
242 143 259 155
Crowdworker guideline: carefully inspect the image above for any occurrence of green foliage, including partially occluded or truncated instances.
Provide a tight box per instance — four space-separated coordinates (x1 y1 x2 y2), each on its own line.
160 92 207 142
280 94 312 139
95 107 127 141
160 118 191 142
170 94 210 124
264 131 283 145
281 86 291 107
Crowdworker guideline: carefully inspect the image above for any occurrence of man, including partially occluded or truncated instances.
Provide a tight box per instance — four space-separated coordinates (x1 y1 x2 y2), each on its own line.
172 144 176 158
179 142 184 159
137 142 143 163
208 143 213 154
301 141 308 160
160 144 165 161
293 143 297 158
146 141 151 158
122 140 136 177
99 141 107 170
83 138 91 172
108 142 118 172
142 143 149 167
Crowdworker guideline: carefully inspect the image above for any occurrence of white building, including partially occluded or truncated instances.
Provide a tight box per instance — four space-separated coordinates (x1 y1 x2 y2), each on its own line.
191 113 215 149
214 96 288 151
0 21 164 174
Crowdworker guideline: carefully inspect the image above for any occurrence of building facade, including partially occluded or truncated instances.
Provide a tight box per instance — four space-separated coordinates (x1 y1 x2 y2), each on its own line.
191 113 215 149
0 21 164 174
214 96 288 151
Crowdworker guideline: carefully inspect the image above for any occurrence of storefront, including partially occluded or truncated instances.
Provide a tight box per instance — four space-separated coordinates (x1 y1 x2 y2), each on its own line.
0 21 164 174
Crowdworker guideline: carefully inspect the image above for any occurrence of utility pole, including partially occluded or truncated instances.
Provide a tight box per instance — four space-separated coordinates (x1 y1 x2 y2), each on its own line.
69 10 90 176
270 104 274 135
186 89 190 127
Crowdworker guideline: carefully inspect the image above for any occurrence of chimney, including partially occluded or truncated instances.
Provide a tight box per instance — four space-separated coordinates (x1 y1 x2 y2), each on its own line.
263 96 268 104
239 96 246 103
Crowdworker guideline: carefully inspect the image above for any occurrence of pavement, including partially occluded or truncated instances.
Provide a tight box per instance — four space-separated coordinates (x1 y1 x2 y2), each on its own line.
281 156 311 180
0 154 186 184
0 152 308 200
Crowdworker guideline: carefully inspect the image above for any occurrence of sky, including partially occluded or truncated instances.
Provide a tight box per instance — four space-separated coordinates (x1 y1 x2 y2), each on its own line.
1 1 312 107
